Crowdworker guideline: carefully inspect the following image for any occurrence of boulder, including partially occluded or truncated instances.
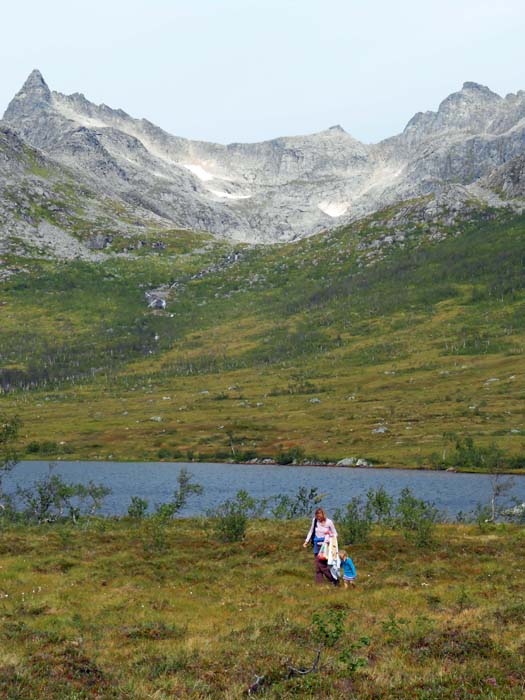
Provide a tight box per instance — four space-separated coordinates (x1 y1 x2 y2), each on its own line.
356 458 372 467
337 458 356 467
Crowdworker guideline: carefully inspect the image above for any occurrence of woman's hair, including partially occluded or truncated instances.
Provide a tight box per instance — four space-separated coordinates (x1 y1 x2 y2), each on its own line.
315 507 326 521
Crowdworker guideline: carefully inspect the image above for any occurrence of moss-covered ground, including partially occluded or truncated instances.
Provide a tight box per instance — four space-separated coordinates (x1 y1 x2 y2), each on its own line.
1 521 524 699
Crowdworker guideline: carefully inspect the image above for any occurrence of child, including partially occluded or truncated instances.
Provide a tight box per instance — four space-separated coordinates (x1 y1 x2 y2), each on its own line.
338 549 357 589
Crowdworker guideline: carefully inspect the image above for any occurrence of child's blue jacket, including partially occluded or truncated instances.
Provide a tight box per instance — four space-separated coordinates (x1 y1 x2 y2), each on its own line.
342 557 357 578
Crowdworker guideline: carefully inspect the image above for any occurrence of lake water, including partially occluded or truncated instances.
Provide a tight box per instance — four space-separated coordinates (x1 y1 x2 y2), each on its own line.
5 460 525 519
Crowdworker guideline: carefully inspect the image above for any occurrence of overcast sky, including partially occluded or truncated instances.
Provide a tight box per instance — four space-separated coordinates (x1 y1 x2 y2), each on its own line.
2 0 524 144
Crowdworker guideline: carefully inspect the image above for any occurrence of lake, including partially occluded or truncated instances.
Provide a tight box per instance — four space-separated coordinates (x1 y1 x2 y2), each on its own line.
4 460 525 518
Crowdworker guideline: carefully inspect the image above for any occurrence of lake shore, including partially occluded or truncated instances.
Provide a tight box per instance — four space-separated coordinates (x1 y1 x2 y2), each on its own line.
19 455 525 476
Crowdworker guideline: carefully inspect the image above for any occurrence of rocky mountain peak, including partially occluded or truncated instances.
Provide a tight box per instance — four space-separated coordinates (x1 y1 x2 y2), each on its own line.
2 74 524 243
24 68 49 90
441 81 501 110
402 81 503 142
462 81 494 93
3 69 51 121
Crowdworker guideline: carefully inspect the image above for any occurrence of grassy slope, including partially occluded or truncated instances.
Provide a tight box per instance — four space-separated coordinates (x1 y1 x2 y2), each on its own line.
1 521 525 699
0 207 524 467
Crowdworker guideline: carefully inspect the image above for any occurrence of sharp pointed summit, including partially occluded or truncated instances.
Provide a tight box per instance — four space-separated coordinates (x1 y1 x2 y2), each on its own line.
3 69 51 121
24 68 49 89
1 74 524 243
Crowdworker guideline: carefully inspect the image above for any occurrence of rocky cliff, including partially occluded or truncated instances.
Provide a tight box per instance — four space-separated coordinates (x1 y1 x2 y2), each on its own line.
2 72 525 243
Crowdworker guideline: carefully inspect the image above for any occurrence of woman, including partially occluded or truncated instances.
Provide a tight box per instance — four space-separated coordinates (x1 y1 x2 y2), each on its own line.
303 507 339 585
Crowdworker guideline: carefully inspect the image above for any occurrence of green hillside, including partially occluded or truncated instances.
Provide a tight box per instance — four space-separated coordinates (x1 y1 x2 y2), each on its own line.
1 203 524 468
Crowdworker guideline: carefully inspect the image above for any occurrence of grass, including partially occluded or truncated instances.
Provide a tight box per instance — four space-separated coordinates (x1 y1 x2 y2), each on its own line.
0 520 524 698
0 204 524 468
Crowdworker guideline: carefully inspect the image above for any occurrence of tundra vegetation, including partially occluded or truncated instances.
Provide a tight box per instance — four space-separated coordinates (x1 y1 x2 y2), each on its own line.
0 208 524 470
0 466 524 699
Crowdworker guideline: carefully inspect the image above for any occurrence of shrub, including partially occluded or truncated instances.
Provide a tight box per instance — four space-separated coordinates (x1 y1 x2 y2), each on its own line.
39 441 60 456
0 413 20 493
507 454 525 470
127 496 149 519
233 448 258 463
157 448 173 460
15 468 111 524
276 446 305 465
152 467 203 520
394 487 441 547
436 434 522 472
335 496 373 544
0 493 19 527
366 486 394 532
271 487 325 519
209 490 261 542
312 609 346 648
24 441 74 457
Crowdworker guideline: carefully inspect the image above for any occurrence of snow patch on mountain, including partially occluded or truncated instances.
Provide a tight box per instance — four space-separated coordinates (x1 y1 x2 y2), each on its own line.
318 201 349 217
183 163 217 181
4 71 525 243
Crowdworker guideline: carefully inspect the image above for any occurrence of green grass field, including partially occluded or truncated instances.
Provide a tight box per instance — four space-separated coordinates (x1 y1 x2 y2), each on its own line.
1 520 524 699
1 204 524 467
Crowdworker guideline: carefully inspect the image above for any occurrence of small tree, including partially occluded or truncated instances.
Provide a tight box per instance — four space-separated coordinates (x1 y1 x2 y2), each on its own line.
335 496 373 544
209 490 261 542
153 467 203 520
485 445 515 522
128 496 149 519
172 467 203 512
366 486 394 532
394 488 441 547
0 414 20 499
271 487 325 519
16 465 111 524
225 429 237 458
73 481 112 521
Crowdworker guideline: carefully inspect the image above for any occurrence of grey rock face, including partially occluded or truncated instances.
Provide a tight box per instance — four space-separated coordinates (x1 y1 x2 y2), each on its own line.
0 123 169 260
4 69 52 120
484 154 525 198
3 72 525 243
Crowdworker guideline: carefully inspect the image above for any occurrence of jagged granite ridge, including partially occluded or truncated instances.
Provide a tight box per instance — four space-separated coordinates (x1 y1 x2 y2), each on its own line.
2 71 525 243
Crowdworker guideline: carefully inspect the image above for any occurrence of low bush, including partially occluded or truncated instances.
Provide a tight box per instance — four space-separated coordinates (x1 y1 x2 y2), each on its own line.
335 496 373 544
208 490 262 542
394 487 441 547
127 496 149 519
276 446 305 465
6 465 111 525
271 487 325 519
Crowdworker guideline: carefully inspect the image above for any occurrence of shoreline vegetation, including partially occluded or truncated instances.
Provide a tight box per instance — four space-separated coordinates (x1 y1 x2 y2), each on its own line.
16 433 525 477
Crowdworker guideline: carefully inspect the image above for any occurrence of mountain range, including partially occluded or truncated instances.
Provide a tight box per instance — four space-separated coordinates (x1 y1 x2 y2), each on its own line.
1 70 524 252
1 72 525 466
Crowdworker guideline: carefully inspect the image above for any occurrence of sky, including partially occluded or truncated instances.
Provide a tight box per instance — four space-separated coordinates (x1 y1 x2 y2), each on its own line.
2 0 525 145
